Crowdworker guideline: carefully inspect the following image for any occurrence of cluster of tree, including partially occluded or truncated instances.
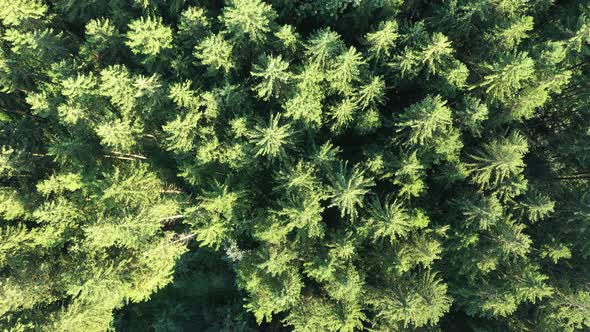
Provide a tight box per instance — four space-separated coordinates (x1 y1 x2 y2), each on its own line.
1 0 589 330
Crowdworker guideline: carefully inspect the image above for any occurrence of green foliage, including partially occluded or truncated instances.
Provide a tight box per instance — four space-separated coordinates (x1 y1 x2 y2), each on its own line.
194 34 235 73
2 1 590 331
467 132 528 191
125 16 172 59
421 33 454 75
191 183 242 249
459 194 503 230
222 0 277 43
274 25 299 53
237 264 303 323
457 96 489 136
282 63 326 127
520 191 555 222
479 52 536 103
328 162 374 221
115 249 257 331
366 20 399 62
293 0 361 21
0 190 26 220
3 28 65 61
493 15 534 50
544 289 590 331
37 172 83 196
249 113 294 159
355 75 386 110
365 196 414 242
540 242 571 264
328 46 365 95
305 28 344 69
393 151 427 199
96 119 142 152
0 0 47 27
368 272 452 328
251 54 291 100
79 18 120 64
396 95 453 146
328 98 356 133
178 6 210 39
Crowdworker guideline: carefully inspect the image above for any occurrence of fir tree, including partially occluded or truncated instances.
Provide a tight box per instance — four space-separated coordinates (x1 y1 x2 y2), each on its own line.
478 52 536 104
328 46 365 96
194 34 235 74
396 95 453 146
125 16 173 61
250 54 291 101
222 0 277 43
467 132 528 191
249 113 294 159
1 1 590 331
328 161 374 221
305 28 344 69
366 20 399 62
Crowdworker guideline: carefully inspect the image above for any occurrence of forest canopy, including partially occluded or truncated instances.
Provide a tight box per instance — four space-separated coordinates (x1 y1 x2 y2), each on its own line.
1 0 590 331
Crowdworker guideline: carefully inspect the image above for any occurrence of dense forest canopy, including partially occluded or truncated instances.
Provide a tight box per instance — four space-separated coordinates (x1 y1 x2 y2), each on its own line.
1 0 589 330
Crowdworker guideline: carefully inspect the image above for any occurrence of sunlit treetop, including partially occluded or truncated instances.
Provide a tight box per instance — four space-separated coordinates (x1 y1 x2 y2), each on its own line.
1 1 589 331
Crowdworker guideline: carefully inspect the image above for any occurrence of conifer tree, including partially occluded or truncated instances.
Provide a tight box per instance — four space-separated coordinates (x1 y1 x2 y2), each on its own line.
328 46 365 96
467 131 528 191
305 28 344 69
328 161 374 221
1 0 590 331
125 16 173 62
194 34 235 74
478 52 536 104
249 113 294 159
396 95 453 146
222 0 277 43
251 54 291 100
366 20 399 62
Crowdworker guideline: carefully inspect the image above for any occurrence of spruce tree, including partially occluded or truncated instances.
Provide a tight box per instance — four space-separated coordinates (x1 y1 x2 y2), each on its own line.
1 0 589 331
